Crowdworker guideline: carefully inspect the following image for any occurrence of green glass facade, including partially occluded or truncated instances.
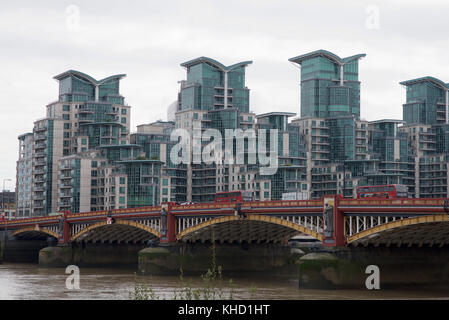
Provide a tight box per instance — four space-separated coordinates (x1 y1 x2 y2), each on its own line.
180 57 251 112
289 50 365 119
401 77 449 125
118 160 162 207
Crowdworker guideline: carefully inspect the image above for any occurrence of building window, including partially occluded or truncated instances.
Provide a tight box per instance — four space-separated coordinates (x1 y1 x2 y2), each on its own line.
120 177 126 184
121 108 127 115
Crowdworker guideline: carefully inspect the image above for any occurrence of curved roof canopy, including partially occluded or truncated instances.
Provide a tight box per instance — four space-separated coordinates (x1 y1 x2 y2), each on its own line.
181 56 253 71
289 49 366 66
399 76 449 90
53 70 126 85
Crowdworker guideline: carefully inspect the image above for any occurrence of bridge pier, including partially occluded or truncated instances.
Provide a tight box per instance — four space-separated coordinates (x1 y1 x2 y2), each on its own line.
298 246 449 289
39 242 148 268
0 229 51 263
138 243 305 277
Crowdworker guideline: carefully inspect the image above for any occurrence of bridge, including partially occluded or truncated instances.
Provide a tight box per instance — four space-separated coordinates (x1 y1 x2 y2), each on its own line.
2 196 449 248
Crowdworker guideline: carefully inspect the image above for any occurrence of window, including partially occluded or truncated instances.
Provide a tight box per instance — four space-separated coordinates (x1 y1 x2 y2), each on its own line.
63 114 70 120
163 179 168 186
120 177 126 184
81 138 87 145
121 108 127 115
62 105 70 111
119 197 125 204
119 187 125 194
162 188 168 195
121 117 126 124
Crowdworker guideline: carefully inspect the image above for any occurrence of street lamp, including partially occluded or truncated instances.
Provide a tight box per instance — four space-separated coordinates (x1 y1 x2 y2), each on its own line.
2 178 12 218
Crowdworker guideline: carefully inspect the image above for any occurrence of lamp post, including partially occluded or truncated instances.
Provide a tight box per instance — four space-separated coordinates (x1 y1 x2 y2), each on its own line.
2 178 12 218
2 178 12 258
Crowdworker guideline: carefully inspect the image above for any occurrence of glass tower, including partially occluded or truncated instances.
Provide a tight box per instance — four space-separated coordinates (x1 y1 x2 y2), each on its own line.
289 50 365 119
179 57 252 112
400 77 449 125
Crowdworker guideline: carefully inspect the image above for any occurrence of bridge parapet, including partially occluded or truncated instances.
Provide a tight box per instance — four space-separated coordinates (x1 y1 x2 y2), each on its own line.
1 198 448 247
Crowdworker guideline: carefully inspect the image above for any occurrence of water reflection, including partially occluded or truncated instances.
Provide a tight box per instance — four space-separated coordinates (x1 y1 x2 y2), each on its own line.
1 263 448 300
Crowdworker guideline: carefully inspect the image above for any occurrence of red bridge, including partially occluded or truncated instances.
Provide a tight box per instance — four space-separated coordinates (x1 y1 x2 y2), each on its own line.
2 196 449 247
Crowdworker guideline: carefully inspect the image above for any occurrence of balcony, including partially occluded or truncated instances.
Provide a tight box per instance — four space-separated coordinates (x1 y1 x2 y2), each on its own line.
35 134 47 141
59 174 72 180
34 169 46 175
35 142 46 150
34 126 47 133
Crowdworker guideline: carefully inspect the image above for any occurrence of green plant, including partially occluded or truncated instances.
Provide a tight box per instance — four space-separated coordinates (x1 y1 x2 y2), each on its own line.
130 232 237 300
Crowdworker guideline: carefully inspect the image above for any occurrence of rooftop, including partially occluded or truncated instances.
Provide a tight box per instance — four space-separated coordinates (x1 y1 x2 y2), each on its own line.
181 57 253 71
289 49 366 66
53 70 126 86
399 76 449 90
256 112 297 118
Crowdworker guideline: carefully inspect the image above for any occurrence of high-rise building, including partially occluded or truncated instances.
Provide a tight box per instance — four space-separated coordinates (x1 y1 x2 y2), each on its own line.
15 52 449 215
400 77 449 125
179 57 252 113
16 133 33 217
289 50 365 119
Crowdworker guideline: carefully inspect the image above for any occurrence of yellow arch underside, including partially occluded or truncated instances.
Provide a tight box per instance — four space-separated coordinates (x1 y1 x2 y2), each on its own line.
177 214 323 241
71 219 160 240
347 214 449 243
12 226 59 239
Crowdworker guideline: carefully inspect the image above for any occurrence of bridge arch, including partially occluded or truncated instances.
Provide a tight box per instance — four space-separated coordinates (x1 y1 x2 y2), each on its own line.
177 214 323 244
71 219 160 244
12 227 59 240
347 214 449 247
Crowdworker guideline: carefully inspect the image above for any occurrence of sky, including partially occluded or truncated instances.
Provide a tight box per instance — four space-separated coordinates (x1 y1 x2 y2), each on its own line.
1 0 449 191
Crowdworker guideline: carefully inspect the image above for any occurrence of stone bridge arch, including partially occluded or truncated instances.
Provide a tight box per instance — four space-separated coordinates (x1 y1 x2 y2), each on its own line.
71 219 160 244
12 226 59 240
347 214 449 247
177 214 323 244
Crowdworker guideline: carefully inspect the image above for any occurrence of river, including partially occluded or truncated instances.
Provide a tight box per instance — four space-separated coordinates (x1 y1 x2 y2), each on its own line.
1 263 448 300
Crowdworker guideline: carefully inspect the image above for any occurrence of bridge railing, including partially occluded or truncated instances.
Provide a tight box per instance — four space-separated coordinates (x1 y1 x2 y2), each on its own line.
67 206 162 219
0 216 60 226
339 198 447 207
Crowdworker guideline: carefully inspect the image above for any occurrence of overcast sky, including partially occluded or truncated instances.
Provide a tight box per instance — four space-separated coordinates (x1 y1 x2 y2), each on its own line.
1 0 448 190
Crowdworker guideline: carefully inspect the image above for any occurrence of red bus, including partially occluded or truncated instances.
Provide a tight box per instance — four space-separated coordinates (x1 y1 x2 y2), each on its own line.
356 184 408 199
214 191 253 203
